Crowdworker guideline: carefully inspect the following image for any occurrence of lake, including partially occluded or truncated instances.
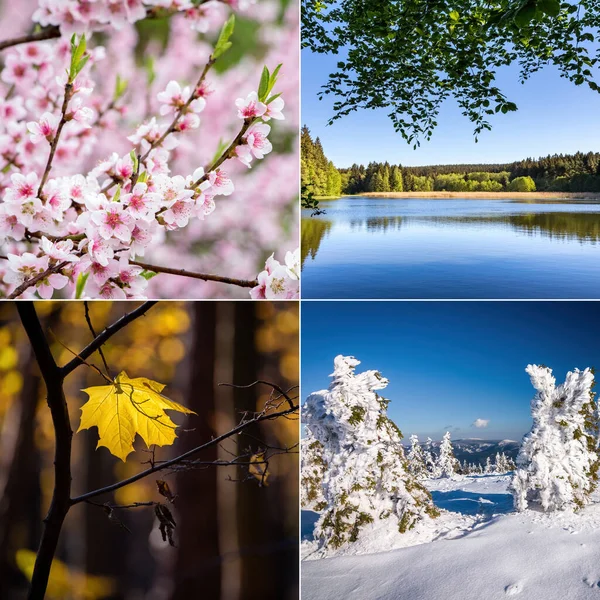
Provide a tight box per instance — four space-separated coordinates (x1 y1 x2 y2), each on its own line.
301 196 600 298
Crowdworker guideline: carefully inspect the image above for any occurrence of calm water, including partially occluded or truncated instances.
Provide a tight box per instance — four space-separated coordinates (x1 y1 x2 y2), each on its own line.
301 197 600 298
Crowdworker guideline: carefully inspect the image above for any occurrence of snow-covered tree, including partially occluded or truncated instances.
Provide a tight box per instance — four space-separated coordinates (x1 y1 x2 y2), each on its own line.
437 431 458 478
494 452 511 474
407 434 427 479
511 364 599 512
301 433 327 512
423 437 438 477
484 456 493 474
302 355 439 550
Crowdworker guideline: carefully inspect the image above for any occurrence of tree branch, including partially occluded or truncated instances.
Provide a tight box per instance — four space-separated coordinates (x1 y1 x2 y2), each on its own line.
130 260 258 288
7 260 70 300
0 26 61 51
17 303 72 600
61 301 157 376
70 402 298 505
38 83 73 196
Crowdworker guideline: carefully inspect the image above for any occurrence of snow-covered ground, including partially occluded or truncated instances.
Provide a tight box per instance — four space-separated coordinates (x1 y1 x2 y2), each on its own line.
302 475 600 599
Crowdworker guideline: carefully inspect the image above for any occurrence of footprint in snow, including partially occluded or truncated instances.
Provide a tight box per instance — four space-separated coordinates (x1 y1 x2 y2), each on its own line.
504 582 523 595
582 577 600 588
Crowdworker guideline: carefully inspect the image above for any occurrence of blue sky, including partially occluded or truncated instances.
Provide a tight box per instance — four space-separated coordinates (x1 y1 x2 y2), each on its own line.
302 49 600 167
301 302 600 441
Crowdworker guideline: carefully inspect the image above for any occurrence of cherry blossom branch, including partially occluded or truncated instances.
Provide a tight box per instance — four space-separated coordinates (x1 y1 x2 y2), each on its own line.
138 59 215 168
37 83 73 197
6 260 69 299
193 119 254 188
129 259 258 288
0 26 60 51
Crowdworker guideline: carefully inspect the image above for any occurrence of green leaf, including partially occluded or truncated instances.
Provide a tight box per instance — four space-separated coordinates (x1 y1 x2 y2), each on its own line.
75 273 89 299
212 14 236 59
112 184 121 203
258 66 270 102
266 92 282 104
449 10 460 21
537 0 560 17
141 270 158 281
514 3 537 28
114 75 128 101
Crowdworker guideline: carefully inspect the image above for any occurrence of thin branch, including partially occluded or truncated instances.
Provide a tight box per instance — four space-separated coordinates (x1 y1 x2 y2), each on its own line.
220 381 298 410
192 118 254 187
0 26 61 51
70 402 299 505
130 260 258 288
138 58 215 168
38 83 73 196
62 301 157 376
84 302 112 378
7 261 70 300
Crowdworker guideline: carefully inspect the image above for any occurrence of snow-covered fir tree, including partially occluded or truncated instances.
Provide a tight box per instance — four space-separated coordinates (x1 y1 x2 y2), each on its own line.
407 434 428 479
484 456 493 474
494 452 511 474
423 437 439 477
300 433 327 511
302 355 439 550
510 364 599 512
437 431 458 478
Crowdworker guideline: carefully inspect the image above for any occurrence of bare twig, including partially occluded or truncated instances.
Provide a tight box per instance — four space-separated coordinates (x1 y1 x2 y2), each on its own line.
70 401 299 505
62 301 157 376
130 260 258 288
83 302 112 378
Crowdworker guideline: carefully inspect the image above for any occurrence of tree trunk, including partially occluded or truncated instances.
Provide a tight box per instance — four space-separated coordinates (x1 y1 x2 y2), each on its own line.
171 302 221 599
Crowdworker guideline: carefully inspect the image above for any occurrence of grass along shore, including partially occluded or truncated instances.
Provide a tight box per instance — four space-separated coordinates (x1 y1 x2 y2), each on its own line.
314 191 600 200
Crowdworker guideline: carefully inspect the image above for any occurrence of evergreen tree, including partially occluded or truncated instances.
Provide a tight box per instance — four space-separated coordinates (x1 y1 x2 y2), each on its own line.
485 456 493 474
510 365 599 512
407 434 427 479
302 355 439 550
300 434 327 511
423 437 438 477
437 431 458 478
390 166 404 191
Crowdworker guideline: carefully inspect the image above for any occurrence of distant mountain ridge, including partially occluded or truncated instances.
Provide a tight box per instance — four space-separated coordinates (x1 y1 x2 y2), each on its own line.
404 438 521 466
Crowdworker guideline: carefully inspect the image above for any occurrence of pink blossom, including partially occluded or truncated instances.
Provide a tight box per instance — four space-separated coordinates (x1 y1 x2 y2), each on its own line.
91 202 134 241
235 92 267 120
244 122 273 159
27 112 59 144
83 236 117 266
0 207 26 241
39 236 80 263
36 271 70 299
157 81 188 116
263 96 285 121
122 182 160 221
4 252 48 286
208 169 234 195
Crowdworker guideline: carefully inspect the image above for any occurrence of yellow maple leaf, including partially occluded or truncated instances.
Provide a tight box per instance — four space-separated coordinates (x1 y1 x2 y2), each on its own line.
78 371 195 461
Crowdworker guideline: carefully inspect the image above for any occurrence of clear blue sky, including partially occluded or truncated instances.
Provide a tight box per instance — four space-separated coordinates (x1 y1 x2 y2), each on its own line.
301 302 600 441
302 49 600 167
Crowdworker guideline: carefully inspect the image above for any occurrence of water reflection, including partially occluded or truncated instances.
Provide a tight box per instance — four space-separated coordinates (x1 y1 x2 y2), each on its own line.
301 210 600 263
421 212 600 243
301 218 331 266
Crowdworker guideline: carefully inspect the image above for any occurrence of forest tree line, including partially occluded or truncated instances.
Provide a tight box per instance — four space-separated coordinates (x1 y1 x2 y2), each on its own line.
301 126 600 196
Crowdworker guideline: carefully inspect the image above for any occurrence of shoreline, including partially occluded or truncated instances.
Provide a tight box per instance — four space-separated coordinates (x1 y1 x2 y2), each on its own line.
315 191 600 200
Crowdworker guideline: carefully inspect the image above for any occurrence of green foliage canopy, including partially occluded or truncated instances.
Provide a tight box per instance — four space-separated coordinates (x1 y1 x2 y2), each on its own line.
303 0 600 146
